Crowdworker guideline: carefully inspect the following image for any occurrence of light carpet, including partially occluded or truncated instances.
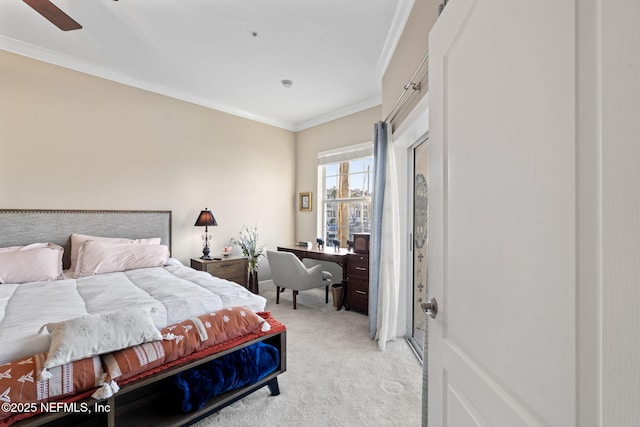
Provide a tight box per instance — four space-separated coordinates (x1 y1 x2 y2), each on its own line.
194 281 423 427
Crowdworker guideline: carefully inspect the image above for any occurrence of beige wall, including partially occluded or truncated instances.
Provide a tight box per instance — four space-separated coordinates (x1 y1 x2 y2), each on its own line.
382 0 438 131
293 106 382 242
0 50 296 269
0 0 437 290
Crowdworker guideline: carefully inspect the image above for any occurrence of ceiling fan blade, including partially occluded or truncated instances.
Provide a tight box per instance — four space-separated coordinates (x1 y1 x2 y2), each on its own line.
23 0 82 31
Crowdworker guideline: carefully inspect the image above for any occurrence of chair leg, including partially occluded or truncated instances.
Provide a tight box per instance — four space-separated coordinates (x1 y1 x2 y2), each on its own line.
293 290 298 309
325 285 329 303
276 286 280 304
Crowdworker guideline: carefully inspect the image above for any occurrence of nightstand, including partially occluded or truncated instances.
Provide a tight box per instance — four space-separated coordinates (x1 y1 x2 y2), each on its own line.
191 256 248 288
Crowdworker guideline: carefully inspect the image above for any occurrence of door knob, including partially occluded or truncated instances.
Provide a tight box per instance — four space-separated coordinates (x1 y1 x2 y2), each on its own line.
421 297 438 319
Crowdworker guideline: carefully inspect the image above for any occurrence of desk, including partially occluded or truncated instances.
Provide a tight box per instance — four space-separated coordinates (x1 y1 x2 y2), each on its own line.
277 245 349 309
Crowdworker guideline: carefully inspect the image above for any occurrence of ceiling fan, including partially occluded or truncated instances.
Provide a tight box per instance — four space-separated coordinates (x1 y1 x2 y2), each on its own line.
22 0 82 31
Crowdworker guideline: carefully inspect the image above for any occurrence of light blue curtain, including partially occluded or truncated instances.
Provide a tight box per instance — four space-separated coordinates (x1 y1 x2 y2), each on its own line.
369 121 387 339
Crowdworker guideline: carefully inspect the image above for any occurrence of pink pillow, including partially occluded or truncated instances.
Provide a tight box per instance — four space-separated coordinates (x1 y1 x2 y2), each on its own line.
69 234 161 271
0 243 63 284
74 241 169 277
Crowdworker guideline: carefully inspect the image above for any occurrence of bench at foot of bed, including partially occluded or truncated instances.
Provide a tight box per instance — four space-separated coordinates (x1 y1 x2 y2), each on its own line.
12 331 286 427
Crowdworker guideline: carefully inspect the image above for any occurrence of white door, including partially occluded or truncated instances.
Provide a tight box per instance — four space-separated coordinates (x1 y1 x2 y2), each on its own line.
427 0 578 425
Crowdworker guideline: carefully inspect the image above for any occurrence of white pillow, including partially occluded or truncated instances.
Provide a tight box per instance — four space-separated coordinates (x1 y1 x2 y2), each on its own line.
69 234 161 271
0 242 57 254
42 307 162 369
0 244 29 253
0 243 63 284
74 240 170 277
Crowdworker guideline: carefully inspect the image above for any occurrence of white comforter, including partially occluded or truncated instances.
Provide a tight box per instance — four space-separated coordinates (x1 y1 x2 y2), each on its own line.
0 259 266 364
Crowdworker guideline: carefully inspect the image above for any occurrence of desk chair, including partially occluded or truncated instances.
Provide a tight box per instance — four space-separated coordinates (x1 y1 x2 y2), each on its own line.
267 250 333 309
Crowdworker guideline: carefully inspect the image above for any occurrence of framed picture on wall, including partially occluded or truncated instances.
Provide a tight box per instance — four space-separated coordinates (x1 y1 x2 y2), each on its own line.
299 192 312 211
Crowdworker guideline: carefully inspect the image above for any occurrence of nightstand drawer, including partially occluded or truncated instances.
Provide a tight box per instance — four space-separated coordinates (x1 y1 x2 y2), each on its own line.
206 260 245 278
191 257 248 287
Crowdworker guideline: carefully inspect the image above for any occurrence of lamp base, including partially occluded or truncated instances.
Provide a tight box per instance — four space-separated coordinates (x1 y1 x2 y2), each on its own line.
201 244 212 260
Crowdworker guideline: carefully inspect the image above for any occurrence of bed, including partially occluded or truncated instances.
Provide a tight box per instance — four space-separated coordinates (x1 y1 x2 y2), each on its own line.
0 210 286 427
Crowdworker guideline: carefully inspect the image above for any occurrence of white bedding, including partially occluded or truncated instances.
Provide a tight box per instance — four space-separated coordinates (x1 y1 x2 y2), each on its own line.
0 258 266 364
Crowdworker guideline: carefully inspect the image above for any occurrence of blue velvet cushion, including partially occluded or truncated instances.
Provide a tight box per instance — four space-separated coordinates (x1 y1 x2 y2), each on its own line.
171 342 280 412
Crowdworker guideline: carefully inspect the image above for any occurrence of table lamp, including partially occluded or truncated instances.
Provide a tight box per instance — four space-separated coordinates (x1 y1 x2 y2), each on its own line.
194 208 218 260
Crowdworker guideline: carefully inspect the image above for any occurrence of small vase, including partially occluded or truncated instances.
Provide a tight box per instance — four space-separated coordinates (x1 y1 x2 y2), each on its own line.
248 270 259 294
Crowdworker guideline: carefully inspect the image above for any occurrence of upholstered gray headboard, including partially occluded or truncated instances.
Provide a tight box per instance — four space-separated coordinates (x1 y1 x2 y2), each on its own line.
0 210 172 269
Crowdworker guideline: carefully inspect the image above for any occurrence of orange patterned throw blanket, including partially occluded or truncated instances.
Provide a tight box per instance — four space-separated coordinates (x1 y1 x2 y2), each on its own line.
103 307 272 384
0 356 103 425
0 308 285 426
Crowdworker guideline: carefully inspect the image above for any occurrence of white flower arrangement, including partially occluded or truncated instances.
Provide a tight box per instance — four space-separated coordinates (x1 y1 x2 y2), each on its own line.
230 225 266 273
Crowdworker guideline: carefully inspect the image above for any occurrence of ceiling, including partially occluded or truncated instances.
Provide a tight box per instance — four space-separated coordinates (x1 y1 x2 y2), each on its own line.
0 0 413 131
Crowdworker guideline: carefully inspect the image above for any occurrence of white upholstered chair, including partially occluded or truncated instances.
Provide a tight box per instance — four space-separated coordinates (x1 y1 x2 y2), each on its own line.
267 250 333 309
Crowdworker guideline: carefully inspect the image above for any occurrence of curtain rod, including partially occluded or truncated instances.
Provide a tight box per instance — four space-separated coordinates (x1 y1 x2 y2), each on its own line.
384 51 429 124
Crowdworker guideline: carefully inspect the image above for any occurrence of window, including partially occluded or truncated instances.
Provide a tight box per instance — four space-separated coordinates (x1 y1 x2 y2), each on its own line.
318 143 373 246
